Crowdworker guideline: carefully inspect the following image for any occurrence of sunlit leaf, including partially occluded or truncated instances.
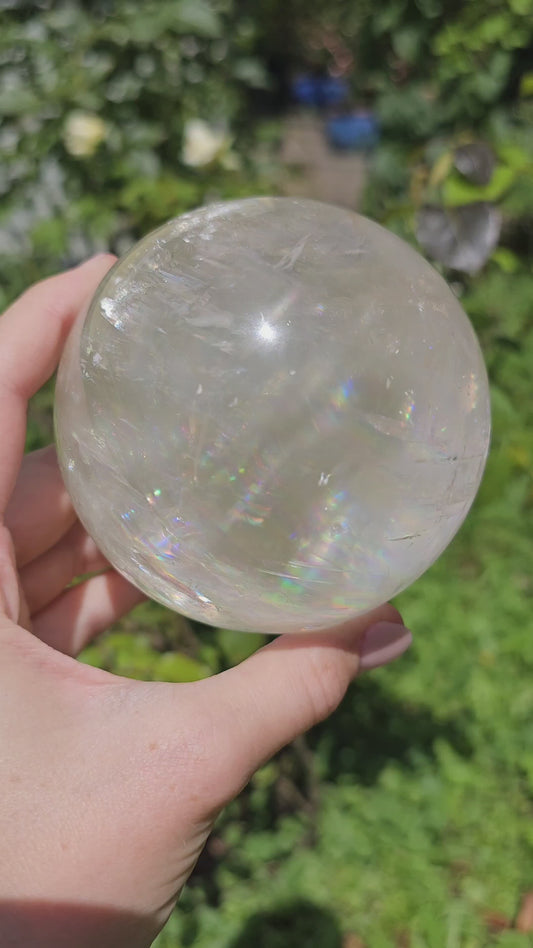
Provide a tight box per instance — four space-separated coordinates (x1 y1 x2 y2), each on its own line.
491 247 521 273
217 628 268 666
155 651 211 682
442 165 515 206
519 71 533 96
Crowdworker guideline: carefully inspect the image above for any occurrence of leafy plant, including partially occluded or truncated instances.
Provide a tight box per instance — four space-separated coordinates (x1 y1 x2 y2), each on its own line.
0 0 274 306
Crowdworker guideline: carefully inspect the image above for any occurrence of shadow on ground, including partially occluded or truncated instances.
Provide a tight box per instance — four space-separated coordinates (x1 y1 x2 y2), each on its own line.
228 899 343 948
188 666 473 909
309 673 472 786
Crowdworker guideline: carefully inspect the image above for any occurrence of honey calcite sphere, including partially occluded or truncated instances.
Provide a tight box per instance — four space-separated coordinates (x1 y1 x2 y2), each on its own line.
55 198 490 634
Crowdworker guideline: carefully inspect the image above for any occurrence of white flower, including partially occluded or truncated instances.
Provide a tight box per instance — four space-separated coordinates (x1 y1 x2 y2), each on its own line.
182 119 230 168
63 111 107 158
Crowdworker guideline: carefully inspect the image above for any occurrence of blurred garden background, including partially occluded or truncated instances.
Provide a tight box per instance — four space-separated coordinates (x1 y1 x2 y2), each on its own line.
2 0 533 944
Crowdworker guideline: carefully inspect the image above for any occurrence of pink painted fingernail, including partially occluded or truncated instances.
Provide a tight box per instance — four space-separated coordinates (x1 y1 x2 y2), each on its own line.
359 621 412 671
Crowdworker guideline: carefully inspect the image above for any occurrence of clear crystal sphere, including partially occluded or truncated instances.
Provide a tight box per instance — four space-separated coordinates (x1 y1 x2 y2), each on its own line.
55 198 491 634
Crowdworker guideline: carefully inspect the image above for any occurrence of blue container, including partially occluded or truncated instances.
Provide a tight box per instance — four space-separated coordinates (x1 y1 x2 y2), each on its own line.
316 77 349 108
291 75 349 109
291 75 321 107
325 111 380 150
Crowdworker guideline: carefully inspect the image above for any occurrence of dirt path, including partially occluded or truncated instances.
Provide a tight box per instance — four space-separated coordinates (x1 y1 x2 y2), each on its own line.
280 112 367 210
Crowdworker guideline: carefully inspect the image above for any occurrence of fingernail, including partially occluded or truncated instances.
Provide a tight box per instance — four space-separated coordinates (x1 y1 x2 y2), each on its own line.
359 621 412 671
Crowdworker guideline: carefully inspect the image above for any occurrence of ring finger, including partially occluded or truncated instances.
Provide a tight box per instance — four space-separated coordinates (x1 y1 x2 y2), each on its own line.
5 445 76 568
19 520 109 616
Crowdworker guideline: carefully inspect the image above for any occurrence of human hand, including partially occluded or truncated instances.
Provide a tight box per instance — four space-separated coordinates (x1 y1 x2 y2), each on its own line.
0 258 412 948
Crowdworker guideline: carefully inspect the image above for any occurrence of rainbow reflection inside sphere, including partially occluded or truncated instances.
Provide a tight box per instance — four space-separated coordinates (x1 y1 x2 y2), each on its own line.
55 198 491 634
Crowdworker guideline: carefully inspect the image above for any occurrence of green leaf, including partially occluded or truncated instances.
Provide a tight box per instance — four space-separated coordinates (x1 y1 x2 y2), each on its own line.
81 632 158 679
173 0 222 38
31 218 67 257
217 628 268 666
414 0 442 19
509 0 533 15
491 247 521 273
489 385 520 427
495 934 533 947
497 142 531 172
392 26 424 64
118 175 201 228
232 58 270 89
0 87 40 116
372 1 406 36
81 631 210 682
154 651 210 682
115 12 169 45
478 13 512 46
520 71 533 97
442 164 516 206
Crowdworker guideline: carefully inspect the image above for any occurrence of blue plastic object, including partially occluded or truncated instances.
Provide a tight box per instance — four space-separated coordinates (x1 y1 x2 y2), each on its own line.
291 75 318 107
291 75 349 109
325 112 380 150
317 77 349 108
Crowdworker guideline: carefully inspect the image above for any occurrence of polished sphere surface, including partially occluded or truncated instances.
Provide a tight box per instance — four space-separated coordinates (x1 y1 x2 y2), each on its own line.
55 198 491 634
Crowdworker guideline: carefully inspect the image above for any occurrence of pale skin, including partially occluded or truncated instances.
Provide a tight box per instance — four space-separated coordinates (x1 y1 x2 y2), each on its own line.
0 256 412 947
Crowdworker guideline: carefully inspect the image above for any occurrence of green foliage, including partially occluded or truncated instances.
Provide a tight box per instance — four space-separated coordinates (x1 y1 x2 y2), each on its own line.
83 631 211 682
345 15 533 943
442 164 516 206
253 0 533 137
362 108 533 277
0 0 275 306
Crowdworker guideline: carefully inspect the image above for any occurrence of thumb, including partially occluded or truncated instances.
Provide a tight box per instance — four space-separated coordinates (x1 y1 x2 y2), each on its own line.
201 604 412 804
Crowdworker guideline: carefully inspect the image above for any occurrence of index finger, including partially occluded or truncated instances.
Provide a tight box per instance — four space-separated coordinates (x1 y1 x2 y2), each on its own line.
0 254 116 515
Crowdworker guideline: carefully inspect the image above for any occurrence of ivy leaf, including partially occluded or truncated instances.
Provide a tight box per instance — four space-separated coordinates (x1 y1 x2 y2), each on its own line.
416 202 501 273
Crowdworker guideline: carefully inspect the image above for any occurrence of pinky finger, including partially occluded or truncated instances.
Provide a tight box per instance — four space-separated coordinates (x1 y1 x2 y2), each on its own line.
32 570 146 657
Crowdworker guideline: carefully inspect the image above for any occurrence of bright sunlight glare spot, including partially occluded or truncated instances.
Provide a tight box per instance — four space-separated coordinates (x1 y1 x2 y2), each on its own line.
257 319 278 344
